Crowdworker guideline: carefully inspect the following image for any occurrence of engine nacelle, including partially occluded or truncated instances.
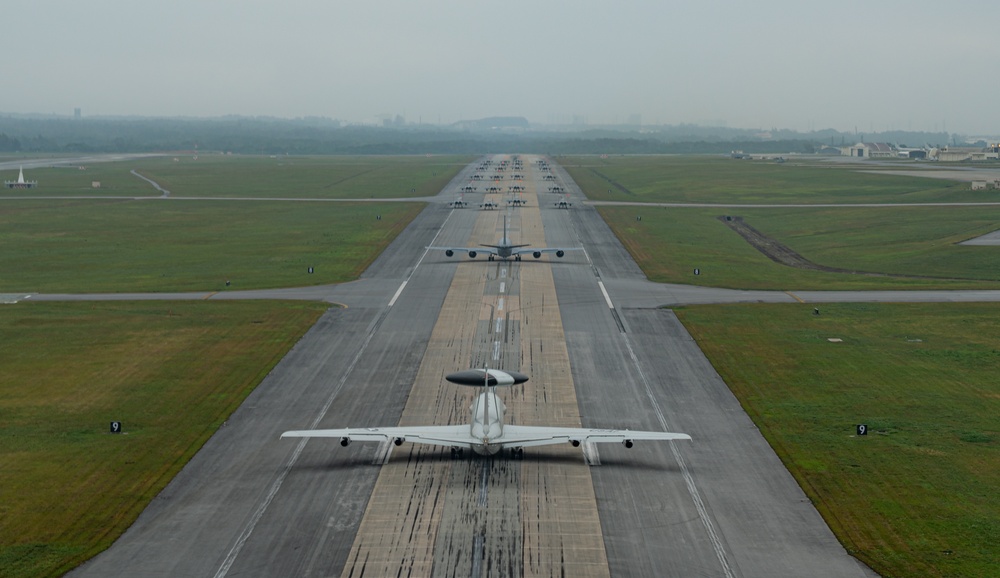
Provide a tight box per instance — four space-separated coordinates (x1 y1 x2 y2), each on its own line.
532 251 542 259
622 439 634 449
394 437 405 446
445 249 454 257
556 250 565 258
468 251 477 259
340 437 351 447
570 439 581 447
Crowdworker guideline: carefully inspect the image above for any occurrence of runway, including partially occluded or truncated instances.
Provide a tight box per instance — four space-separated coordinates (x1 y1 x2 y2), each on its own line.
69 155 877 577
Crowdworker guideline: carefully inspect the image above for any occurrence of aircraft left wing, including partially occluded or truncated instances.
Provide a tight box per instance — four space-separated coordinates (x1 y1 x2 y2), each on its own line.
509 247 584 258
499 425 690 448
281 425 476 449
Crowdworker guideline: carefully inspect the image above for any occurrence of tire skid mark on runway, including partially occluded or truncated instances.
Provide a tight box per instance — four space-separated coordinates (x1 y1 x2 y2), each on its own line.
340 156 609 577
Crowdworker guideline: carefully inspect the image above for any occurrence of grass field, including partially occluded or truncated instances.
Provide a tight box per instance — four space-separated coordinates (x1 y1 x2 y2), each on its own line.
0 155 474 199
0 300 328 578
0 200 424 292
674 302 999 578
561 155 987 204
598 204 1000 290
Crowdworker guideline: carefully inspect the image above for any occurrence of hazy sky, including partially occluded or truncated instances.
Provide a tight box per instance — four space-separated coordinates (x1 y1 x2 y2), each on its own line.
8 0 999 134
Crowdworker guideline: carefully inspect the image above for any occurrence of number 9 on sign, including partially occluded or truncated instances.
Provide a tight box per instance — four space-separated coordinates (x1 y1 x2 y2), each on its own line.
110 421 122 434
856 424 867 436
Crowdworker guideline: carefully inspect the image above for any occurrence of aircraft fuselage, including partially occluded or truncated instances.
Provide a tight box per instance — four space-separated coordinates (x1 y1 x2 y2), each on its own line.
469 390 506 455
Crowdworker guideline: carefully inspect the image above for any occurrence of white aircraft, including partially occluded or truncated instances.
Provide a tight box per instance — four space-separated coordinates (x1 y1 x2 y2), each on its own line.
282 369 691 458
427 214 580 262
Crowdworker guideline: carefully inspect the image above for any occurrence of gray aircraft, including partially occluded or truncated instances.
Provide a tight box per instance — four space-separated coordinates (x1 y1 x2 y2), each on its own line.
282 369 691 458
428 214 579 261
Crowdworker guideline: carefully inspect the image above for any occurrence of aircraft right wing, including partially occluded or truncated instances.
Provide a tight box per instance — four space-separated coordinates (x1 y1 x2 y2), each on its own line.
499 425 690 448
281 425 477 449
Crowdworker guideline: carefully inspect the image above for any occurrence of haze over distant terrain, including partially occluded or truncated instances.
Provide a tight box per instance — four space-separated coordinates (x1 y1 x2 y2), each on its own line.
7 0 998 134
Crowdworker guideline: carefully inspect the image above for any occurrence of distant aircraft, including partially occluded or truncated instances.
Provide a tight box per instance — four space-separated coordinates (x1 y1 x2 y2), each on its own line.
282 369 691 458
449 194 468 208
479 200 498 210
428 214 580 261
554 194 572 209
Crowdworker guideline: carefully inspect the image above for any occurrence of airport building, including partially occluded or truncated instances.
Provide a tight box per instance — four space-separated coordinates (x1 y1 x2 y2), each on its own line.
844 142 895 158
4 167 37 189
935 146 1000 162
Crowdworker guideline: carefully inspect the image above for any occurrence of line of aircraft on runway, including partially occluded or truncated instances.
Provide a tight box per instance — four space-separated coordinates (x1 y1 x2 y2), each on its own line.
283 158 691 458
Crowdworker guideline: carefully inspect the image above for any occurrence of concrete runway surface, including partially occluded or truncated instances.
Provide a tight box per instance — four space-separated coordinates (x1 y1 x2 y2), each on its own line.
67 155 878 577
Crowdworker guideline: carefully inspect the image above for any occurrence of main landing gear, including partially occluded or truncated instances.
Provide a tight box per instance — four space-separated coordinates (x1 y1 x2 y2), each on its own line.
450 447 465 459
509 447 524 460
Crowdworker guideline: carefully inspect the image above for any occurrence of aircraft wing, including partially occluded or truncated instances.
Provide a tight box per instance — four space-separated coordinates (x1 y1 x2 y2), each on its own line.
499 425 690 448
509 247 583 257
425 246 499 257
281 425 477 449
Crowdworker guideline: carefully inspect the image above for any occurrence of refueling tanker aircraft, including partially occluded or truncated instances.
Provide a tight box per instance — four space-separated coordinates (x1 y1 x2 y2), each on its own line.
426 214 580 262
281 369 691 458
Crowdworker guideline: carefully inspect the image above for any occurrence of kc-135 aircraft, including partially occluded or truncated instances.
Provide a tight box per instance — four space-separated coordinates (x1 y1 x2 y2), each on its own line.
282 369 691 458
427 214 580 261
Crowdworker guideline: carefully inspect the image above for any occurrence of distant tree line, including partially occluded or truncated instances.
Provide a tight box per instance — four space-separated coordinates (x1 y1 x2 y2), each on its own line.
0 132 21 152
0 115 959 156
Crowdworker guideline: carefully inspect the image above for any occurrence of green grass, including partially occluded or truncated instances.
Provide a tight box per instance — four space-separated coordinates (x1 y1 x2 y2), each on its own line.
1 155 475 199
598 205 1000 290
675 302 1000 578
574 155 1000 291
561 155 984 204
0 300 328 578
0 199 424 292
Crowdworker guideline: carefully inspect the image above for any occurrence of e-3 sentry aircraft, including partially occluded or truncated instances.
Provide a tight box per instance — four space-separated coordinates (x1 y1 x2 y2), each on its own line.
427 214 580 262
281 369 691 458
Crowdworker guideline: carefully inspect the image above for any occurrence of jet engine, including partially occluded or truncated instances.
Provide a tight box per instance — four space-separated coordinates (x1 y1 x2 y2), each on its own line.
468 251 477 258
340 437 351 447
570 439 581 447
445 249 454 257
394 437 405 446
622 439 634 449
532 251 542 259
556 250 565 258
